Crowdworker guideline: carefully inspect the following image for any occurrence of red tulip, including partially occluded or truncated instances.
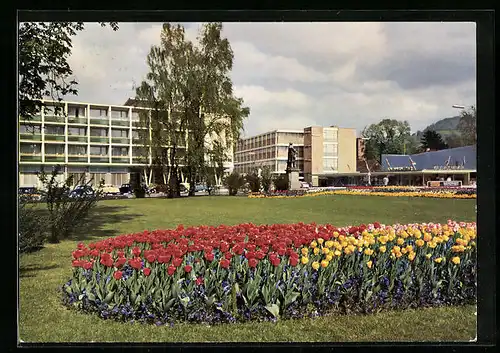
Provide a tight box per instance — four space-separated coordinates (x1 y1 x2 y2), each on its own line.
196 277 204 286
219 259 230 269
167 266 176 276
143 268 151 276
184 265 192 273
248 258 258 268
113 271 123 280
172 257 183 267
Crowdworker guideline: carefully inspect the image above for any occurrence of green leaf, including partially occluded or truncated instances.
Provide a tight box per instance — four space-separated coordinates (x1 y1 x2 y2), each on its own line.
103 291 115 304
180 296 190 308
265 304 280 319
165 298 176 310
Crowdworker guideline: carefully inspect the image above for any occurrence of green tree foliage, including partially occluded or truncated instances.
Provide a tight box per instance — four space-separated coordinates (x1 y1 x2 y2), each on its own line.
273 174 288 191
457 105 476 146
18 196 47 253
444 133 465 149
19 22 118 121
362 119 412 161
135 23 249 197
420 130 448 151
245 170 261 193
224 171 245 196
260 166 273 193
37 166 103 243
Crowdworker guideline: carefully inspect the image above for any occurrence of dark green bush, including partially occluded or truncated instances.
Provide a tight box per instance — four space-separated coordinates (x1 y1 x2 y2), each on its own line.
225 171 245 196
273 174 288 191
18 196 46 253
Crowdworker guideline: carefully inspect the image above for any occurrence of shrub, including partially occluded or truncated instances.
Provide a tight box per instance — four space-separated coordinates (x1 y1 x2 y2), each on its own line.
62 220 476 325
245 171 261 193
273 174 288 191
18 196 46 253
260 166 273 193
224 171 245 196
38 165 103 243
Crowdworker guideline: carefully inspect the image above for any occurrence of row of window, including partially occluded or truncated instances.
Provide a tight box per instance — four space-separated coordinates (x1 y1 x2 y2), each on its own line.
44 105 141 120
19 143 145 157
323 129 338 142
236 132 277 151
323 157 339 171
20 125 141 138
234 146 306 163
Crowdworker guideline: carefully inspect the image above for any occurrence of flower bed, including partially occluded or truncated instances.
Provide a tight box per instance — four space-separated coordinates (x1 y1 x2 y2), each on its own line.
61 221 476 325
248 189 475 199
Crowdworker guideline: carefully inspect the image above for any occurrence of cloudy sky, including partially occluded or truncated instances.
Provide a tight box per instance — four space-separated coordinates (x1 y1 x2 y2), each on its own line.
67 22 476 137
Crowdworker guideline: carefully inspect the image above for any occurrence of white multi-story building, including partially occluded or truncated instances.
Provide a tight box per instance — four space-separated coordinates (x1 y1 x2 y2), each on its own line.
18 99 234 188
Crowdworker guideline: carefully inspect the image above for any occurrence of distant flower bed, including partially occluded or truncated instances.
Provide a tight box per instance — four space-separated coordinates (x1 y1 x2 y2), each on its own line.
248 187 476 199
61 221 476 325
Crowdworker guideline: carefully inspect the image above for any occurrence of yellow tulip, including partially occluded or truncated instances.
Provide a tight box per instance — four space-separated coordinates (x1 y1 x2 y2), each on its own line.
423 233 432 242
451 256 460 265
395 252 403 258
364 248 374 256
334 250 341 257
313 247 320 255
408 252 416 261
425 253 432 259
322 247 330 255
312 261 320 270
415 239 425 247
301 257 309 265
325 240 334 248
434 257 443 264
428 242 437 249
310 240 318 248
317 238 324 245
321 260 329 268
392 246 401 253
397 237 404 245
333 231 339 238
326 254 333 262
379 246 386 253
366 261 373 269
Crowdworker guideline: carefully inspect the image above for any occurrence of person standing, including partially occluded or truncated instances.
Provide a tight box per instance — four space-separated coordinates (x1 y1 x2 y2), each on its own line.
383 176 389 186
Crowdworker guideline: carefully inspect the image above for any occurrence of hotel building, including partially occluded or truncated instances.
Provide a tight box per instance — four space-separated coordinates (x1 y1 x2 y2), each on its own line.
18 99 234 188
234 126 358 187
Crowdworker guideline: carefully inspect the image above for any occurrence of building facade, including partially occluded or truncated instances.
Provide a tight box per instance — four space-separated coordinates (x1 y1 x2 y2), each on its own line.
234 126 357 186
380 145 476 186
18 99 234 188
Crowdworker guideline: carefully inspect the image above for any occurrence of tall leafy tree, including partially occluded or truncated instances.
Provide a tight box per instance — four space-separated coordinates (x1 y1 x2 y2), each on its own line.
420 130 448 151
457 105 476 146
135 24 193 198
19 22 118 121
362 119 412 161
183 23 250 196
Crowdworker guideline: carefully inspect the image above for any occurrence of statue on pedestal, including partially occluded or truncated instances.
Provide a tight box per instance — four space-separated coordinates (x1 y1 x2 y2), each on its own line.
286 143 297 170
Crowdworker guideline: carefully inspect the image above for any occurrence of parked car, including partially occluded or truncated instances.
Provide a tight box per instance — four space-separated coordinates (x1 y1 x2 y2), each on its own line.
18 187 43 201
119 184 132 194
300 182 310 189
195 184 207 192
102 184 120 195
69 185 95 198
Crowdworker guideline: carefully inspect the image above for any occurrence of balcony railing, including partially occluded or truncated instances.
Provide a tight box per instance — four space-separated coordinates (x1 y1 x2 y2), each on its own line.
132 157 147 164
20 154 42 162
89 117 109 126
111 137 130 144
19 115 42 122
90 136 109 143
20 133 42 141
68 135 87 142
68 116 88 125
90 156 110 163
111 120 129 127
111 156 130 164
44 115 65 123
44 134 66 141
45 155 65 163
68 155 89 163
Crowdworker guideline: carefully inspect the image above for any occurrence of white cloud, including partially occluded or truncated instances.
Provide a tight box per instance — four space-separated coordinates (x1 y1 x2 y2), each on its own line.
65 22 476 136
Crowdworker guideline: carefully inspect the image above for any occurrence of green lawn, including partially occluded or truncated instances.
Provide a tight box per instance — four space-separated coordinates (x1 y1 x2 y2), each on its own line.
19 195 477 342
